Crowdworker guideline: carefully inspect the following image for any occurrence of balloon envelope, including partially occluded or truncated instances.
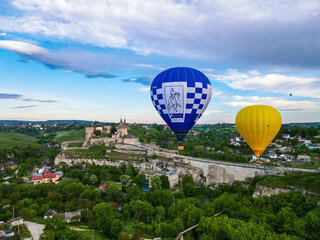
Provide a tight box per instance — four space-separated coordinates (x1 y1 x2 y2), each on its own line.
150 67 212 141
235 105 282 157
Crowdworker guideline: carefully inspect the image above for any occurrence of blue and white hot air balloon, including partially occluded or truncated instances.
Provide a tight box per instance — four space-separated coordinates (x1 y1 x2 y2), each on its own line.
150 67 212 150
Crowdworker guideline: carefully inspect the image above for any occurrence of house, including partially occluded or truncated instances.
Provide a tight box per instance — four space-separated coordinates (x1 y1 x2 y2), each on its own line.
269 143 282 148
230 142 240 146
0 229 14 237
7 217 23 227
99 184 107 191
31 172 60 184
58 209 83 223
283 134 290 139
42 173 59 183
31 175 43 184
123 134 137 145
167 172 179 188
143 170 179 188
44 209 57 219
278 147 292 153
95 126 103 132
297 155 311 162
56 171 64 177
230 137 240 143
285 154 295 160
5 161 17 169
268 153 278 159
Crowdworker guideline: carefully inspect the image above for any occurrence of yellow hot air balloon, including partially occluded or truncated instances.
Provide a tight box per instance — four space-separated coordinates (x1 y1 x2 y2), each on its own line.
235 105 282 157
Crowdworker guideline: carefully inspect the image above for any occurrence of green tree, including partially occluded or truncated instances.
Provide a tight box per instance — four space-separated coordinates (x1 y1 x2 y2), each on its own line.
94 130 102 136
183 183 196 196
182 175 195 188
160 175 170 189
106 184 122 202
134 173 147 187
120 175 132 192
305 212 320 240
150 175 162 190
89 174 98 185
110 219 122 239
125 165 138 178
111 124 117 134
46 192 63 202
126 185 145 201
117 231 130 240
93 202 116 236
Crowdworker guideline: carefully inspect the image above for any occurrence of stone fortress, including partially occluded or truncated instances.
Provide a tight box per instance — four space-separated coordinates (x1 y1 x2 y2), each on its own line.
62 117 139 150
57 118 317 188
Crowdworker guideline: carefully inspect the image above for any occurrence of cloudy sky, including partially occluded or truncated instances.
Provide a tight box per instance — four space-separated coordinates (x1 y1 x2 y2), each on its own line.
0 0 319 124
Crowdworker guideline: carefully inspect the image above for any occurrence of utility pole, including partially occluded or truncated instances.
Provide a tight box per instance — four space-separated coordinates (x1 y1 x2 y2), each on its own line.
13 207 14 218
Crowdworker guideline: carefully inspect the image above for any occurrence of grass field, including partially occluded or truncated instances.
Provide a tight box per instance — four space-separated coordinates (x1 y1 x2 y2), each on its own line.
68 142 84 148
53 128 85 143
0 132 42 150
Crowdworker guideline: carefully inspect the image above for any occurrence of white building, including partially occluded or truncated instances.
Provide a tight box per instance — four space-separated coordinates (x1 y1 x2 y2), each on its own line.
297 155 311 162
7 217 23 226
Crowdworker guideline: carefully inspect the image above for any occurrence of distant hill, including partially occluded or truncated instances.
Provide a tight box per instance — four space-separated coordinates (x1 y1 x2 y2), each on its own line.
0 120 108 126
288 122 320 127
0 120 319 127
0 132 42 150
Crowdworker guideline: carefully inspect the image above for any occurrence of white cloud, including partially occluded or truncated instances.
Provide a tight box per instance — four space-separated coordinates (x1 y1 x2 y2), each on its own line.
212 90 227 99
0 33 6 36
200 68 215 73
138 87 150 92
1 0 320 66
225 96 320 112
133 63 164 71
214 69 320 98
0 40 48 55
203 110 223 116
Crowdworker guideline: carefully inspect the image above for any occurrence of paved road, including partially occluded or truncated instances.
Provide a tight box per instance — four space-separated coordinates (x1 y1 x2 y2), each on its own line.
24 221 45 240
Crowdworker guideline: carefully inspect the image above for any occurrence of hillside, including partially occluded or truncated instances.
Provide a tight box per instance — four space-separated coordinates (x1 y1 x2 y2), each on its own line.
0 132 42 150
53 128 85 143
257 172 320 194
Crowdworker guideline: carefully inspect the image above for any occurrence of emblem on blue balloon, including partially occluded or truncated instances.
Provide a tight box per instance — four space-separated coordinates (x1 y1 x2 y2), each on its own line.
150 67 212 148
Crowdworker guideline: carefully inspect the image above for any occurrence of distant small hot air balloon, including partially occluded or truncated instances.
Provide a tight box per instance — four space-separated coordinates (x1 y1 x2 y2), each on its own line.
150 67 212 150
235 105 282 157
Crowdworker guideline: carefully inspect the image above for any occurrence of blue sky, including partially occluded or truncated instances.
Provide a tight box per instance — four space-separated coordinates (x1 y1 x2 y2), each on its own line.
0 0 319 124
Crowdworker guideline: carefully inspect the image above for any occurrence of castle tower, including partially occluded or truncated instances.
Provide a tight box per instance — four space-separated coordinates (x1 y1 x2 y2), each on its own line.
118 116 128 137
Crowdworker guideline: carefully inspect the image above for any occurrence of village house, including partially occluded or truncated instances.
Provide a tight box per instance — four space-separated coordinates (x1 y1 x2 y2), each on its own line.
143 170 179 188
31 172 60 184
44 209 58 219
6 217 23 227
297 155 311 162
277 147 292 153
58 209 83 223
31 175 43 184
5 161 17 170
283 134 290 139
42 172 59 183
99 184 107 191
0 229 14 237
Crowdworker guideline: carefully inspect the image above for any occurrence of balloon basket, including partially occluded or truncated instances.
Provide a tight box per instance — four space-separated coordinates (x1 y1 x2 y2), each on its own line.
178 145 184 151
